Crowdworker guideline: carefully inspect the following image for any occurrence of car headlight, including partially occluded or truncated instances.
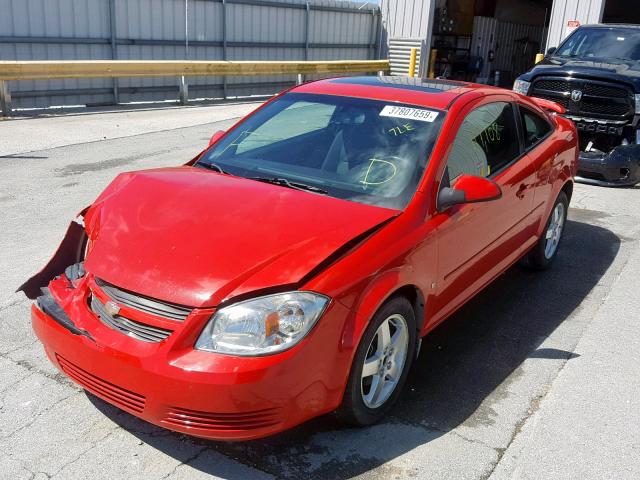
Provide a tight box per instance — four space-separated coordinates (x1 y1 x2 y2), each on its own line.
195 292 330 356
513 79 531 96
635 94 640 114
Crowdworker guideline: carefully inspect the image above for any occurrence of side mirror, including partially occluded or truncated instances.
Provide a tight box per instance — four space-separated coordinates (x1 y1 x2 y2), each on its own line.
546 47 557 56
437 175 502 212
208 130 226 147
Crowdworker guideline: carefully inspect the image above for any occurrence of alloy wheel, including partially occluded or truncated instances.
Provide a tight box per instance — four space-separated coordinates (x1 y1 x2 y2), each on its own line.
360 314 409 409
544 202 566 259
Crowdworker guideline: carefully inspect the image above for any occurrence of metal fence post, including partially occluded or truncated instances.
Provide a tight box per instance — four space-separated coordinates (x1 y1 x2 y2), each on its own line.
0 80 12 116
222 0 228 99
301 2 310 83
369 9 376 60
179 0 190 105
108 0 120 104
305 2 310 60
179 81 189 104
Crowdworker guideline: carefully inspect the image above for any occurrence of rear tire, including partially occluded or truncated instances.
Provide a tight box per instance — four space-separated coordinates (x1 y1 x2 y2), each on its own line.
336 296 417 426
524 191 569 270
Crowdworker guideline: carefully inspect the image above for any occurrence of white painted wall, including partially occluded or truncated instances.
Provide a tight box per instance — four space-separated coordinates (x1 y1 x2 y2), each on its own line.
546 0 606 49
380 0 437 76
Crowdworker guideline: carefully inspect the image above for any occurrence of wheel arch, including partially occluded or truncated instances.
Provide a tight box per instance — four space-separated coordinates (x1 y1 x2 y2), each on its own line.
341 274 427 353
561 179 574 203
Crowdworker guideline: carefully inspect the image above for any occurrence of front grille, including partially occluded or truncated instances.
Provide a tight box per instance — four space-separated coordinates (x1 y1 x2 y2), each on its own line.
581 98 629 116
95 278 192 322
533 79 572 92
532 92 570 109
90 295 173 343
531 77 633 119
584 83 628 98
163 406 282 431
56 354 146 413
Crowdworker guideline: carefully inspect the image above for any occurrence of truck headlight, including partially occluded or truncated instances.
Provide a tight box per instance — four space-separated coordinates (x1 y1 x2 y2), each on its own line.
195 292 329 356
635 94 640 114
513 79 531 96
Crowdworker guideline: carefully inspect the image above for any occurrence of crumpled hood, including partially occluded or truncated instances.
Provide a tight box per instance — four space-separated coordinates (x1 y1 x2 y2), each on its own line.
522 57 640 90
83 167 397 307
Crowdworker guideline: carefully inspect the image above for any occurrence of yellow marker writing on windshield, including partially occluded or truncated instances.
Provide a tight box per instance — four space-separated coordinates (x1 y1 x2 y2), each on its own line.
361 158 398 186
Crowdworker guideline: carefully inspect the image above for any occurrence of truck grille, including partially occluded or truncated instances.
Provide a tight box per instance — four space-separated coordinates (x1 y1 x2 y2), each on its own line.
531 77 633 120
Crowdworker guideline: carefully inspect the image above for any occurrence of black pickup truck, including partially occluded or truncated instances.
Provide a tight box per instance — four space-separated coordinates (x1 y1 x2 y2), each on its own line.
514 24 640 187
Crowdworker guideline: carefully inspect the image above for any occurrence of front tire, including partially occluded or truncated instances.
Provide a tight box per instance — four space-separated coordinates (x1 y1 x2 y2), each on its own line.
336 296 417 426
525 190 569 270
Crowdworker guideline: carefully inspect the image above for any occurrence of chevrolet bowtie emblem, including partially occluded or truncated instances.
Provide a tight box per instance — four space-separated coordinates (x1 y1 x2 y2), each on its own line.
104 301 121 317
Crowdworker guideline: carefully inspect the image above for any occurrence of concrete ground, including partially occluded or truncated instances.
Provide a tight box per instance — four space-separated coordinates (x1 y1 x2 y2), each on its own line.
0 103 638 480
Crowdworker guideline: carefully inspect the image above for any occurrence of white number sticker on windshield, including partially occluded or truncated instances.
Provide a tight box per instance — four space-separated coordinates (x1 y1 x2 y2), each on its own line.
379 105 439 123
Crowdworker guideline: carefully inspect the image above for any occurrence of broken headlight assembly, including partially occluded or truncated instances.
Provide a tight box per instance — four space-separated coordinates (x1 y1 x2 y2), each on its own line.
195 292 329 356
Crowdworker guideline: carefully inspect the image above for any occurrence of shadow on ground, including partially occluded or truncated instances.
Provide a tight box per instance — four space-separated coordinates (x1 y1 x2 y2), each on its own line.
90 214 620 479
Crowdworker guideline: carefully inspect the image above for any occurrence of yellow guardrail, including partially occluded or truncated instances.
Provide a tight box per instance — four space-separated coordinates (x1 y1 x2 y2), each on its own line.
0 59 390 115
0 59 389 81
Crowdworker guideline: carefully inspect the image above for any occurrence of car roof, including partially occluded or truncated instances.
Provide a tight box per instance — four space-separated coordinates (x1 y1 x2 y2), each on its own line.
291 76 494 110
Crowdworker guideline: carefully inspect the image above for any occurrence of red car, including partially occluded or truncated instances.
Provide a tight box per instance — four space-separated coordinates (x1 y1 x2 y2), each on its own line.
22 76 578 441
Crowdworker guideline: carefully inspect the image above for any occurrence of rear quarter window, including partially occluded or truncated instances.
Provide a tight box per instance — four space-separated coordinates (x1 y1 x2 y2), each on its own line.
520 107 552 150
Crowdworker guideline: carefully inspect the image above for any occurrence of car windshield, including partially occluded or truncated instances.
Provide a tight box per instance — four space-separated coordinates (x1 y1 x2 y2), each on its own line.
555 27 640 62
197 92 444 210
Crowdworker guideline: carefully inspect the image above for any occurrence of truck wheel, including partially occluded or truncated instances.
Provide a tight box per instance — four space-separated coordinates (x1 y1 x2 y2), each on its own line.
336 296 417 426
525 191 569 270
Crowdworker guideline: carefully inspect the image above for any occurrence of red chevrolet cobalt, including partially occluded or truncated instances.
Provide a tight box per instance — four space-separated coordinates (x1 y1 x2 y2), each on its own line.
22 77 578 440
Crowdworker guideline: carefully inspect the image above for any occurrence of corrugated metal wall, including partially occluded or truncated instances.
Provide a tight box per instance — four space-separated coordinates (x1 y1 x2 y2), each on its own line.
380 0 436 76
0 0 381 109
546 0 605 49
471 16 544 86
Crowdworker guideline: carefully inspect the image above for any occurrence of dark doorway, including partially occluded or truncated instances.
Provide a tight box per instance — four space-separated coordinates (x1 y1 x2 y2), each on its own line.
603 0 640 24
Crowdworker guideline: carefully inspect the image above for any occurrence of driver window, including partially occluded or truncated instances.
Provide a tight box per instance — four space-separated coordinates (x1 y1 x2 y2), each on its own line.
446 102 520 184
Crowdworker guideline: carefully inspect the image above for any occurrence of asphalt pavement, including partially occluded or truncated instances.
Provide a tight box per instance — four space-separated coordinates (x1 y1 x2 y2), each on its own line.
0 103 638 480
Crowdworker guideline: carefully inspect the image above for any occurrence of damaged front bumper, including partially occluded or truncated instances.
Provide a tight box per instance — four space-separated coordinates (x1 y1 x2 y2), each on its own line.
18 215 88 299
28 271 350 441
576 144 640 187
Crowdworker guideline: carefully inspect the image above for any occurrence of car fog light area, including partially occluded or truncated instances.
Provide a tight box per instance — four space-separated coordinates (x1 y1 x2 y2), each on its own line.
195 292 329 356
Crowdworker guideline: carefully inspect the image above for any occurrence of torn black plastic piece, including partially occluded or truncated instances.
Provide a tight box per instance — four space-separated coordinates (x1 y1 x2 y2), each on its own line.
64 262 86 283
36 288 94 342
18 220 88 299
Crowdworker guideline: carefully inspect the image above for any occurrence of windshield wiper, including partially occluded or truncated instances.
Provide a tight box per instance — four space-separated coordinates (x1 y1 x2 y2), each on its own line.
196 162 230 174
251 177 328 195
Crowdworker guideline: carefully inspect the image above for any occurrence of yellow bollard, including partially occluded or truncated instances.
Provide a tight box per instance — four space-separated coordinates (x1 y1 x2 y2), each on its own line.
428 49 437 79
535 53 545 64
408 47 417 77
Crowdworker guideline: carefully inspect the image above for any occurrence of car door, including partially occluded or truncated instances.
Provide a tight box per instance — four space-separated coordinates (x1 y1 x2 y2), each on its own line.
517 104 556 237
430 99 538 324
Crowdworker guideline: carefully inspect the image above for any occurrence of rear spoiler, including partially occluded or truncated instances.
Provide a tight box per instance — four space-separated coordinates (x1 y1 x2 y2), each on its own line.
529 97 566 115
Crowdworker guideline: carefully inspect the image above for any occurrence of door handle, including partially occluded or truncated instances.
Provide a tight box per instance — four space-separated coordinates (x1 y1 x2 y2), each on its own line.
516 183 528 199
